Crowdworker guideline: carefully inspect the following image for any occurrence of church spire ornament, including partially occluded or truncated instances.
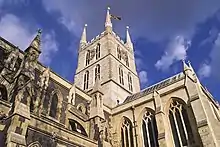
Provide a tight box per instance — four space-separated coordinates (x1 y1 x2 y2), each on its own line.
80 24 87 48
29 29 42 53
125 26 133 50
105 7 112 33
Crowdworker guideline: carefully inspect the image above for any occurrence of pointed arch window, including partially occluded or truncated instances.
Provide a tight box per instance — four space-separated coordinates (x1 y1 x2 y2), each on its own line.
95 43 101 60
142 111 159 147
49 94 58 118
84 71 89 90
121 117 134 147
85 51 90 66
126 54 129 67
69 119 88 137
128 73 133 92
169 99 195 146
95 64 101 80
119 66 124 85
117 45 122 60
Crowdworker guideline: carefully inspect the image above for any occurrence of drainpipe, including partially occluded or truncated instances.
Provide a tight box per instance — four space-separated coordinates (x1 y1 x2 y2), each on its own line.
131 105 138 147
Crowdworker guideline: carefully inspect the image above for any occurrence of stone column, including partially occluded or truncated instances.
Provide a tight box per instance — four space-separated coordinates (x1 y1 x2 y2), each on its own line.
6 102 30 147
185 76 218 146
154 91 168 147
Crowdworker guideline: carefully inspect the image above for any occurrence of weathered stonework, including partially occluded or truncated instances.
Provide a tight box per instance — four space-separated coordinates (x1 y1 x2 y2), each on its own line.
0 7 220 147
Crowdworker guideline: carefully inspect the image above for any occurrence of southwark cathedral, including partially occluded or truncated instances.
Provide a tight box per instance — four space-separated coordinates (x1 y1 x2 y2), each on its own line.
0 7 220 147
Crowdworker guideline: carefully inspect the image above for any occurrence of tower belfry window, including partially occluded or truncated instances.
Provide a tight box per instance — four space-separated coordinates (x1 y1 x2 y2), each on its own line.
84 71 89 90
169 99 195 146
85 51 90 66
126 54 129 67
95 64 101 80
119 66 124 85
117 45 122 60
95 43 101 60
128 73 133 91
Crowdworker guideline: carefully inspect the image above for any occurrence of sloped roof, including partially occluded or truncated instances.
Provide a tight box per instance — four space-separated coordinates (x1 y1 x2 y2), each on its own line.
124 72 185 103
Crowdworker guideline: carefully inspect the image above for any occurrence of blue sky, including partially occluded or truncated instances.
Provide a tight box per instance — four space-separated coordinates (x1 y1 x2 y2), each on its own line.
0 0 219 100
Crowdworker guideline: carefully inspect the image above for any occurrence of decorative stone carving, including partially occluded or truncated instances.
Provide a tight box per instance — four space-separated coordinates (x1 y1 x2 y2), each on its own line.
28 141 42 147
3 49 19 71
0 110 7 121
1 49 20 83
68 84 76 105
39 67 50 89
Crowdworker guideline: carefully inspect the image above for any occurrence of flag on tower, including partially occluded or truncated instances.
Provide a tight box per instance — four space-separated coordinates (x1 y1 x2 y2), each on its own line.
110 14 121 20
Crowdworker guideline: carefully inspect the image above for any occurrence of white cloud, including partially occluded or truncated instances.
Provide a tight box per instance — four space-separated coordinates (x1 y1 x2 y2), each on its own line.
39 31 59 65
135 58 144 71
41 0 220 41
139 71 148 84
198 63 211 78
41 0 80 36
0 13 58 65
58 17 76 33
155 36 190 71
209 33 220 79
0 14 34 49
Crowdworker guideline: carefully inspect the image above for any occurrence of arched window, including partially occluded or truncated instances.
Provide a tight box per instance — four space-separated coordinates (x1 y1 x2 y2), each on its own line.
121 117 134 147
169 99 194 146
49 94 58 118
142 111 159 147
85 51 90 66
95 43 101 60
69 119 88 137
117 45 122 60
95 64 101 80
126 54 129 67
128 73 133 92
28 141 42 147
84 71 89 90
0 85 7 101
119 66 124 85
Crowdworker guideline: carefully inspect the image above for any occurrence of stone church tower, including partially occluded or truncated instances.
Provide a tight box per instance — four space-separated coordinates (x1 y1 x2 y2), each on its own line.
74 7 140 108
1 7 220 147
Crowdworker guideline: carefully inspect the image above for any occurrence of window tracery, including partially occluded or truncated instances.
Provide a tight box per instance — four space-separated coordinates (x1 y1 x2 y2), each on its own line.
96 43 101 60
128 73 133 92
84 71 89 90
119 66 124 85
142 111 159 147
85 51 90 66
95 64 101 80
169 99 194 146
121 117 134 147
117 45 122 60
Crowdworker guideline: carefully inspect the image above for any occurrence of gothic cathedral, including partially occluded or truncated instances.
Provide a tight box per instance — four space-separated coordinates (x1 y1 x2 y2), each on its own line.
0 7 220 147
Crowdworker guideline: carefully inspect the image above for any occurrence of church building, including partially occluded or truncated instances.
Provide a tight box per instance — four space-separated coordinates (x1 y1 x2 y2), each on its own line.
0 7 220 147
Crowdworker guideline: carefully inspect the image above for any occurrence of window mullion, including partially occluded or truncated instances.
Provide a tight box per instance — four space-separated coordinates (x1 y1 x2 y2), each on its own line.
172 110 183 147
123 127 127 147
150 118 157 146
127 125 131 147
145 120 151 147
180 108 189 144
